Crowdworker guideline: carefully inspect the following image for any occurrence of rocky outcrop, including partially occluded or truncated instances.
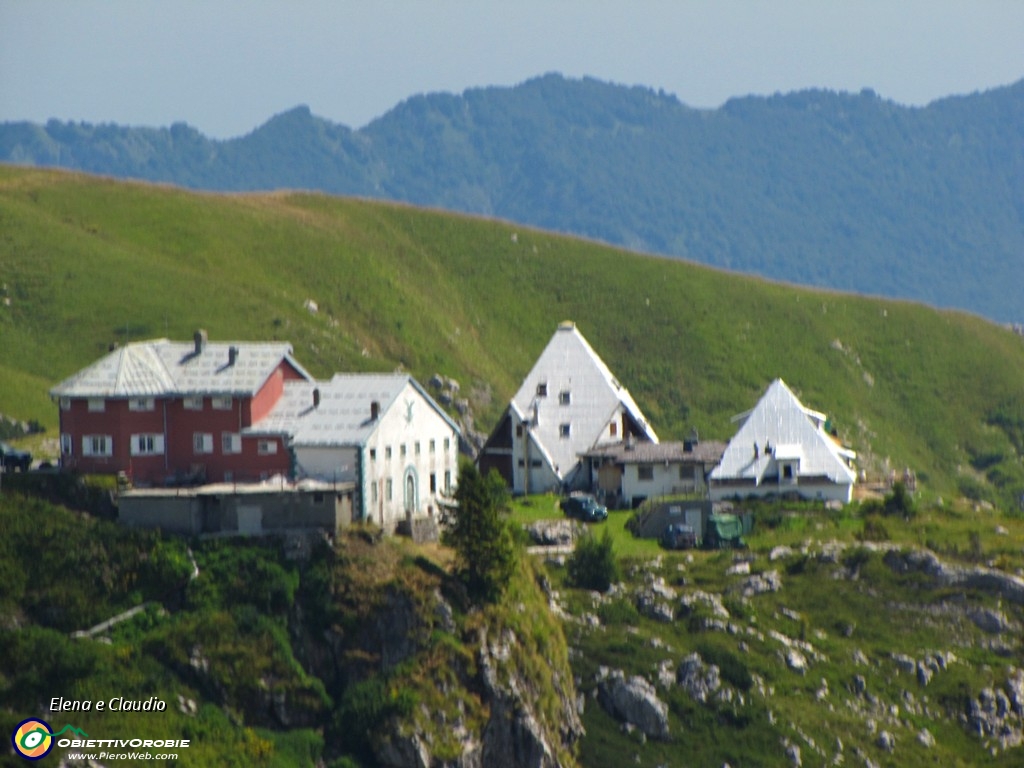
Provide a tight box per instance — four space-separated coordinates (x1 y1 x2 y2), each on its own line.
883 549 1024 605
676 653 721 703
596 668 671 741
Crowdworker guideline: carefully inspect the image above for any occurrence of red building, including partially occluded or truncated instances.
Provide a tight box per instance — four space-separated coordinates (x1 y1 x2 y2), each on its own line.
50 331 313 485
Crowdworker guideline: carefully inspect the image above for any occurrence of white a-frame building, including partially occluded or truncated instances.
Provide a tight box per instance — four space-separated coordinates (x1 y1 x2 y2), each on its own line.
478 321 658 494
709 379 857 503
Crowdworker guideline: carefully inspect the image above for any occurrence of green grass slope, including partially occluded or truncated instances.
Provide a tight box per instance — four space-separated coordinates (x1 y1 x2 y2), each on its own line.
1 166 1023 507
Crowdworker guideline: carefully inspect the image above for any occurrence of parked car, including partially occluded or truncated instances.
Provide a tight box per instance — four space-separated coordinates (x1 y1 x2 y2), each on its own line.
0 441 32 473
560 493 608 522
660 523 697 550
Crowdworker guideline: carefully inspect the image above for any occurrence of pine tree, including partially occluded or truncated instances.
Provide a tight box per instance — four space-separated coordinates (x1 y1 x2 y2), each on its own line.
442 461 517 604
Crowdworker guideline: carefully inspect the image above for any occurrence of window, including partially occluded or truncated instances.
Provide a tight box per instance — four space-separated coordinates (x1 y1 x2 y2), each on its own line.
415 441 421 455
129 397 155 412
516 425 523 437
222 433 242 455
258 440 278 456
130 433 164 456
88 398 105 412
386 478 393 501
430 473 437 493
429 439 436 454
444 437 451 451
385 446 392 460
638 464 655 481
184 396 203 411
61 433 73 456
59 398 71 411
193 433 213 454
369 448 377 461
371 482 378 503
400 444 407 458
559 390 571 405
610 422 618 437
559 423 571 439
82 435 112 457
536 383 548 397
211 396 233 410
679 465 692 481
223 471 233 483
444 471 452 493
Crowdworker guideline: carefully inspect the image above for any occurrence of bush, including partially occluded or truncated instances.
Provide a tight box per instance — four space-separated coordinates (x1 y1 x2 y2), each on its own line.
567 528 619 593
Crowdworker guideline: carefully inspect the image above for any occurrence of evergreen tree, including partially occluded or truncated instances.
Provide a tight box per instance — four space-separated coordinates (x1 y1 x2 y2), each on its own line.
442 461 517 604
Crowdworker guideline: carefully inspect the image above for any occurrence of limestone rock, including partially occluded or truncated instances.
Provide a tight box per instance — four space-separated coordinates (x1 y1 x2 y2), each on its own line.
597 669 671 741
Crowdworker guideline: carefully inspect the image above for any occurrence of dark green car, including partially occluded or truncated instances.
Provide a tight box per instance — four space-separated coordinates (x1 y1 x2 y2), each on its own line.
0 441 32 473
560 494 608 522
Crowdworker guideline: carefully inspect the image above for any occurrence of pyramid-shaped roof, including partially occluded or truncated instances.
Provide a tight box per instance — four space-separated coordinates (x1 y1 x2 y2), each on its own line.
710 379 856 486
511 322 657 479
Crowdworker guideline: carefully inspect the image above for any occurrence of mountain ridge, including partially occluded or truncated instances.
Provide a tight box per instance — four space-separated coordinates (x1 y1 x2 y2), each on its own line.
3 74 1023 320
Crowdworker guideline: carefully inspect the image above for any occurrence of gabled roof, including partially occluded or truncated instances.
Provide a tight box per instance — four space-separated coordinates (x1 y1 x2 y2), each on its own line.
258 373 460 446
50 338 312 399
710 379 856 485
509 321 657 479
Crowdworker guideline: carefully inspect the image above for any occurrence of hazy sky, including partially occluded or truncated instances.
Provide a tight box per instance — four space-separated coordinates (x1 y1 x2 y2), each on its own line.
2 1 1023 139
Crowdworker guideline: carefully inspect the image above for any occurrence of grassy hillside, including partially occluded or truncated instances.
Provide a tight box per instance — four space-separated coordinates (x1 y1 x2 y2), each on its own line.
2 166 1024 507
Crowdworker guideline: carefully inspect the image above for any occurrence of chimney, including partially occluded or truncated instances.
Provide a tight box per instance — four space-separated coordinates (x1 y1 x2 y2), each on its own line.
228 345 239 366
370 400 380 420
313 388 321 409
194 329 208 355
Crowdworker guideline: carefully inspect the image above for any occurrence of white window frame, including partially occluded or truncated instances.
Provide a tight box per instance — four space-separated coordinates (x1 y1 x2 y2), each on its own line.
130 433 165 456
386 478 393 501
183 396 203 411
82 434 112 457
444 470 452 493
193 432 214 455
61 433 73 455
128 397 155 412
59 397 71 411
87 398 105 413
222 432 242 455
257 439 278 456
211 396 233 411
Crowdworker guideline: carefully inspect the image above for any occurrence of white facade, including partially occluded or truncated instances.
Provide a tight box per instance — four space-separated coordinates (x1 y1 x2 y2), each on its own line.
261 374 460 531
709 379 857 503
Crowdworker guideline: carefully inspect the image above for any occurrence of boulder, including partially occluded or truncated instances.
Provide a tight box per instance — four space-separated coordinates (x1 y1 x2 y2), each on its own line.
597 670 671 741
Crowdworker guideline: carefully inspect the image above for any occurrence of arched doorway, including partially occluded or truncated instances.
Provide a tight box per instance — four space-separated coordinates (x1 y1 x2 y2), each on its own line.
403 467 418 516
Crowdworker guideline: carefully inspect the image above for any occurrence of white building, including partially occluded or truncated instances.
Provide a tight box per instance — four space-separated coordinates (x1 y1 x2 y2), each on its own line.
478 321 658 494
259 373 461 530
581 436 726 509
709 379 857 503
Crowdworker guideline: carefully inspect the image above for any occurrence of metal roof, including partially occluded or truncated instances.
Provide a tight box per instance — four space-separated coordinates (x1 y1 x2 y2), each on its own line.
510 322 658 479
259 373 460 447
581 439 726 465
710 379 856 486
50 338 312 398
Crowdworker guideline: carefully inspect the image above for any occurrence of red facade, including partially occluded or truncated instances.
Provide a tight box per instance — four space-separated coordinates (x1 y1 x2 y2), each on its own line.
57 361 301 486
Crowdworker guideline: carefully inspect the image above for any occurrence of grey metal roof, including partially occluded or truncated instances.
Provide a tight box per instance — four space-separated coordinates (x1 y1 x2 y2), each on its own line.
581 439 726 465
258 373 460 447
50 339 312 398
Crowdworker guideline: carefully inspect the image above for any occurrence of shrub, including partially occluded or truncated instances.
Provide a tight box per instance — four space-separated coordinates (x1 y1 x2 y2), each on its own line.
567 528 619 593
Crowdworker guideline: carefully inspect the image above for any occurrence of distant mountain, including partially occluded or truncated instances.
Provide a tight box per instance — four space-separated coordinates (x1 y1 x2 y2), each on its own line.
3 74 1023 321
